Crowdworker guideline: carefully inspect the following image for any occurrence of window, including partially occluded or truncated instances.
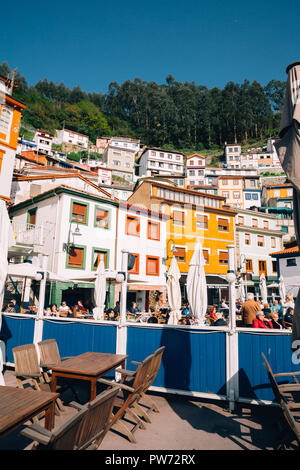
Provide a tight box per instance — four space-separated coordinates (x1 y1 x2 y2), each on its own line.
250 180 255 187
222 192 229 198
222 179 228 185
0 108 11 132
151 151 156 156
238 216 244 225
272 260 277 273
189 170 195 176
126 215 140 236
67 245 85 269
176 155 181 161
233 192 240 199
189 160 194 166
263 220 269 229
174 247 186 263
71 201 88 224
150 160 156 166
274 190 280 197
173 210 185 226
159 162 164 168
146 256 160 276
196 214 208 229
113 160 121 166
218 218 229 231
252 193 258 200
288 189 293 196
246 259 253 272
259 260 267 275
233 180 239 185
245 193 251 200
252 218 258 228
176 165 181 170
245 233 251 245
27 208 37 227
168 154 172 159
159 152 164 158
203 250 209 264
168 164 173 169
271 237 276 248
219 251 228 265
257 235 264 247
287 258 297 267
128 253 140 274
92 248 109 270
95 207 109 228
147 220 160 240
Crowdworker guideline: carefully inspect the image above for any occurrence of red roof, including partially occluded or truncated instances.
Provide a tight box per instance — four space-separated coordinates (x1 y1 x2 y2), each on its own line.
270 246 300 256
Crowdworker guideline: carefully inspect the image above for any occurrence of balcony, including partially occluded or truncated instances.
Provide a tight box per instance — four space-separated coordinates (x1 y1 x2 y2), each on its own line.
11 222 45 246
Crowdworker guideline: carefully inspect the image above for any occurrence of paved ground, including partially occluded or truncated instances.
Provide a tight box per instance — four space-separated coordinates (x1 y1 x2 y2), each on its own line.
0 368 294 451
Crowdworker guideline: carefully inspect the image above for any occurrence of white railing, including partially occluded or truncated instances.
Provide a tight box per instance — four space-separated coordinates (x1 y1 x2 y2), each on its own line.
12 222 45 246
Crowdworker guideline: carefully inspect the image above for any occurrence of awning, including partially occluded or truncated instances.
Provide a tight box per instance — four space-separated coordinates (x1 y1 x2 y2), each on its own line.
128 284 167 291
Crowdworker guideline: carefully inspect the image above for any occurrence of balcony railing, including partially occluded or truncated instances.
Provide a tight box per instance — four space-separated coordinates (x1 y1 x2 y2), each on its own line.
11 222 45 246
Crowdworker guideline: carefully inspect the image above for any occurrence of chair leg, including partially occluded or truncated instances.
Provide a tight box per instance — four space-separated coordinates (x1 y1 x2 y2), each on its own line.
140 392 160 413
126 407 146 429
112 419 137 444
133 402 152 423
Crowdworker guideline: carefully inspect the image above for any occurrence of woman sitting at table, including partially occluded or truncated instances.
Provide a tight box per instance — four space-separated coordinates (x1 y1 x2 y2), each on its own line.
49 304 59 317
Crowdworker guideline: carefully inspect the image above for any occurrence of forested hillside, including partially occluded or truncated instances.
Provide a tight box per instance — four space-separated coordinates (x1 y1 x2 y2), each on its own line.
0 62 285 151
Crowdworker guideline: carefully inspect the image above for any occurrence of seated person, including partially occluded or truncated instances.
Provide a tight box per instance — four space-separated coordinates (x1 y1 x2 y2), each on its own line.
262 303 271 317
221 298 229 310
49 304 59 317
147 312 158 323
159 308 170 323
10 299 20 313
252 311 273 329
24 304 38 314
77 300 88 312
73 300 89 318
178 317 187 325
58 300 72 317
114 301 120 315
208 305 217 322
5 301 16 313
107 308 117 321
128 301 140 315
181 302 191 316
284 307 294 326
212 312 227 326
269 311 283 329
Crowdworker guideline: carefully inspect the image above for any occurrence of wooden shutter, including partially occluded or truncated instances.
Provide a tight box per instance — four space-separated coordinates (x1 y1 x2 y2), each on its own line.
219 251 228 264
173 211 184 225
246 259 253 272
196 215 208 228
72 203 86 222
68 246 84 267
203 250 209 264
93 250 107 269
126 216 140 236
29 210 36 225
148 221 160 240
174 247 186 262
146 256 159 275
218 218 229 230
96 208 108 228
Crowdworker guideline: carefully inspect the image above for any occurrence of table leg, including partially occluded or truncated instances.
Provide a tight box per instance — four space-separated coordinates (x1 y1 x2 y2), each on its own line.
45 401 55 430
51 373 57 393
90 378 97 401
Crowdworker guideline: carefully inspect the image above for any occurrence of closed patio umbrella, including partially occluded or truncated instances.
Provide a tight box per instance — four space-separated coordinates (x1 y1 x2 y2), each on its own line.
93 259 106 320
186 239 207 325
239 279 246 303
279 275 286 302
259 273 268 305
274 62 300 344
167 256 181 325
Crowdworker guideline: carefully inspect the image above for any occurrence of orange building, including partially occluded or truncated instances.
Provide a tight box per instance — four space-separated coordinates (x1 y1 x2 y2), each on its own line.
0 75 26 202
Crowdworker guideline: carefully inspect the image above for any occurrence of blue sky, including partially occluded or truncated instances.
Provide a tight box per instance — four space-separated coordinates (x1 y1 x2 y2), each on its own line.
0 0 299 93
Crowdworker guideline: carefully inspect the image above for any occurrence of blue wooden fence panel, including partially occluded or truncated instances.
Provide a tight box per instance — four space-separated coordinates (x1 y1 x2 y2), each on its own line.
42 319 117 358
0 315 35 363
127 326 227 395
238 332 300 402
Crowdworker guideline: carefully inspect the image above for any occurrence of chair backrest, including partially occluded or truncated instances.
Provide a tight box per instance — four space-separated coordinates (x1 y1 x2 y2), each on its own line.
50 406 89 450
143 346 165 392
38 339 61 367
281 402 300 445
131 354 154 399
76 387 120 450
13 344 41 378
261 352 282 403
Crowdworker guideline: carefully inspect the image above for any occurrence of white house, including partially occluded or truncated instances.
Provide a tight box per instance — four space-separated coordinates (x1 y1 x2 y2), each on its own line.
137 147 184 178
186 154 205 186
224 143 241 168
102 137 140 183
54 129 89 150
9 185 119 309
33 129 53 155
235 208 283 294
270 245 300 297
116 202 168 311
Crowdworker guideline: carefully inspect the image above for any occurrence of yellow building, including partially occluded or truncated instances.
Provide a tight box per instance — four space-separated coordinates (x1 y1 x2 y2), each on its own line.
263 183 293 201
0 74 26 202
128 180 237 302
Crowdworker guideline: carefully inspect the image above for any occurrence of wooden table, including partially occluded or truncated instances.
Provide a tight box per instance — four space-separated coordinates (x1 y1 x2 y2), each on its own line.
0 386 59 438
50 352 128 401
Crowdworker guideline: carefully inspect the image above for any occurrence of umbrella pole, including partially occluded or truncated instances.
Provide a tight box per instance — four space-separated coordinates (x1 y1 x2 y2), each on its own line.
20 276 27 313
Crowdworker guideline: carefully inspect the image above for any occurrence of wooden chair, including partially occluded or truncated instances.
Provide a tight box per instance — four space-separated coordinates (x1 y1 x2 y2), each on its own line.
37 338 80 403
261 352 300 404
20 387 119 450
12 344 64 415
280 401 300 448
98 354 154 443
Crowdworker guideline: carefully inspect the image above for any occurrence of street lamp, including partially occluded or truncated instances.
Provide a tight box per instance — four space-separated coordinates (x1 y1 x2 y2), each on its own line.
163 239 176 264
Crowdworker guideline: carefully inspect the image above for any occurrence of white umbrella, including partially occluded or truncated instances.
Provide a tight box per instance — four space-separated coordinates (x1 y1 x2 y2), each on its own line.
93 259 106 320
239 279 246 303
167 256 181 325
186 239 207 325
259 273 268 305
279 275 286 302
